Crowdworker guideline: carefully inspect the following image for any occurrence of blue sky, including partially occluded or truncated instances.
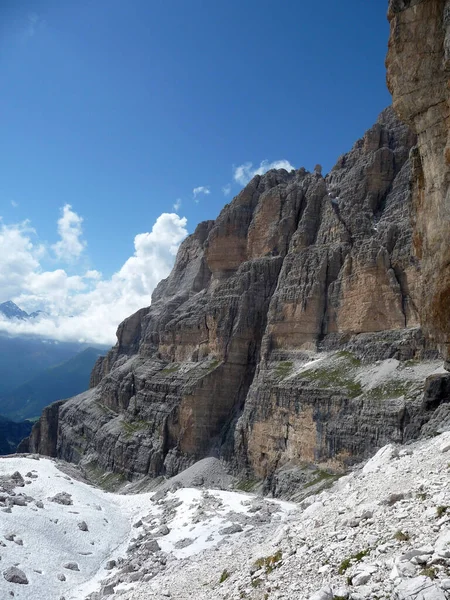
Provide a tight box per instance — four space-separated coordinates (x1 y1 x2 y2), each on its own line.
0 0 392 343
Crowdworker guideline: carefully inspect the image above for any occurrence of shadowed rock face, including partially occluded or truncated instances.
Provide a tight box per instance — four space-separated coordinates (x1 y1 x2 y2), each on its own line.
386 0 450 367
26 108 445 484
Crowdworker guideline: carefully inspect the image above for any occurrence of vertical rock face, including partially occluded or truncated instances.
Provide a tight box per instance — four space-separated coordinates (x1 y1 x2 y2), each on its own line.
25 107 446 486
386 0 450 367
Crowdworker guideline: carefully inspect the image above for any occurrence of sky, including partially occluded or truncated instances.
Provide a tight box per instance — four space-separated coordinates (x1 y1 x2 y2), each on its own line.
0 0 392 345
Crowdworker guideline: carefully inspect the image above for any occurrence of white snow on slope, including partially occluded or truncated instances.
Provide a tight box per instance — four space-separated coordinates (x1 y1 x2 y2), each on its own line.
0 456 155 600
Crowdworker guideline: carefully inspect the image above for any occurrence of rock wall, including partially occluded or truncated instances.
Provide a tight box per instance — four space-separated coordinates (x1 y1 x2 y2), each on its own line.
25 106 448 485
386 0 450 367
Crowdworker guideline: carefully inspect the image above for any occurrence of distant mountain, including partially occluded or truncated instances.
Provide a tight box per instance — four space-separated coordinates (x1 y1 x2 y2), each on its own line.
0 333 108 396
0 347 104 421
0 415 33 455
0 301 31 320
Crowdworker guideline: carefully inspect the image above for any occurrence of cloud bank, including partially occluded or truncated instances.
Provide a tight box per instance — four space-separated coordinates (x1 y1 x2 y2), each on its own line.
0 209 188 345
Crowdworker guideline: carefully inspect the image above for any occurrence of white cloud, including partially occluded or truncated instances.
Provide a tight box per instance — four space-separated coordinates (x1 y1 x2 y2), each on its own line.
192 186 210 203
11 200 19 208
173 198 182 212
0 211 188 345
233 159 295 186
222 184 231 196
52 204 86 262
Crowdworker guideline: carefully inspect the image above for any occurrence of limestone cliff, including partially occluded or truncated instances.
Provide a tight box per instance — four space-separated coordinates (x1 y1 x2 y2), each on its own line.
23 105 450 488
386 0 450 367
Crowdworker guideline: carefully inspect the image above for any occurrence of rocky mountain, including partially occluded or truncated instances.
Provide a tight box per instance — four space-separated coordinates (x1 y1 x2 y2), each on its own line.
23 105 447 488
0 347 104 422
22 1 450 495
0 301 42 320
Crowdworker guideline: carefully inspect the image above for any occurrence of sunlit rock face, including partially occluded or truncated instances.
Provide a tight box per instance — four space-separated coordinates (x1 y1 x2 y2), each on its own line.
387 0 450 368
26 106 449 486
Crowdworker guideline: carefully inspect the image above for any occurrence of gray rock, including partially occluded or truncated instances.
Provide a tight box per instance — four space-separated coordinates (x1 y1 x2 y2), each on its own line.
394 576 447 600
50 492 73 506
219 524 244 535
174 538 194 549
3 567 28 584
63 562 80 571
77 521 88 531
57 573 66 581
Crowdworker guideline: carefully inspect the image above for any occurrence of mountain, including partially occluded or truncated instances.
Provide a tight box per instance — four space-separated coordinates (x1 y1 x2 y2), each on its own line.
0 347 105 422
22 1 450 493
0 301 31 320
0 415 33 455
24 107 448 486
0 333 108 397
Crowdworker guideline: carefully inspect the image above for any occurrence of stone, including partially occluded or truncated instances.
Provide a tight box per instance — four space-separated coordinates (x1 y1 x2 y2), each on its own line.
78 521 88 531
394 576 447 600
57 573 66 581
63 562 80 571
434 531 450 558
352 572 372 587
219 524 243 535
3 567 28 584
50 492 73 506
308 586 333 600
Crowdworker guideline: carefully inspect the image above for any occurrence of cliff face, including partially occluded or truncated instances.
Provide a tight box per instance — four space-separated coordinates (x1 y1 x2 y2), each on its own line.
386 0 450 368
26 106 450 485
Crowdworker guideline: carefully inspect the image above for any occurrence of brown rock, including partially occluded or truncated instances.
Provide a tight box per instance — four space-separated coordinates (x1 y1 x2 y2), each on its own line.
386 0 450 367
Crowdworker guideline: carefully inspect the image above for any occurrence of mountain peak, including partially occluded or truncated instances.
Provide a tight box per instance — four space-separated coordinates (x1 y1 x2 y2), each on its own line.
0 301 30 321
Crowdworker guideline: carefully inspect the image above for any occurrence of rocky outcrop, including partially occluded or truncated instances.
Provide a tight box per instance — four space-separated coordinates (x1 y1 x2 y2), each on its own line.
386 0 450 367
24 107 446 487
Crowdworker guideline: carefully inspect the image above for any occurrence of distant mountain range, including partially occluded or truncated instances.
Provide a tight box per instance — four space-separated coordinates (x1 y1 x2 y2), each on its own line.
0 415 32 455
0 347 105 421
0 300 43 320
0 301 109 451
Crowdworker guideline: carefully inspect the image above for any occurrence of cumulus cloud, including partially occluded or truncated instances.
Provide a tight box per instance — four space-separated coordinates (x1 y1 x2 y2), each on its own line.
192 186 210 203
173 198 182 212
11 200 18 208
0 211 188 345
233 159 295 186
52 204 86 262
222 184 231 197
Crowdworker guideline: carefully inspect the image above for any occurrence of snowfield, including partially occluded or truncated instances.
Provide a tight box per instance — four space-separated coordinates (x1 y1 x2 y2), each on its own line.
0 456 155 600
0 431 450 600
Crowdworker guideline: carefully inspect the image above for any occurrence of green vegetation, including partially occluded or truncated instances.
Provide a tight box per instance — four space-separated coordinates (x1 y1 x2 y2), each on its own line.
304 469 340 489
338 548 370 575
365 380 414 401
84 462 126 491
417 492 427 501
275 361 293 379
207 359 220 373
335 350 361 366
436 505 449 518
253 550 283 574
121 419 150 437
299 364 362 398
219 569 230 583
251 577 262 588
420 567 437 580
161 363 180 374
393 530 410 542
235 478 260 492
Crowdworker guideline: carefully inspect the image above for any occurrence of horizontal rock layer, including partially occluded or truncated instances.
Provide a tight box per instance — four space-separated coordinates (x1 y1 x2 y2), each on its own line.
24 107 448 486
